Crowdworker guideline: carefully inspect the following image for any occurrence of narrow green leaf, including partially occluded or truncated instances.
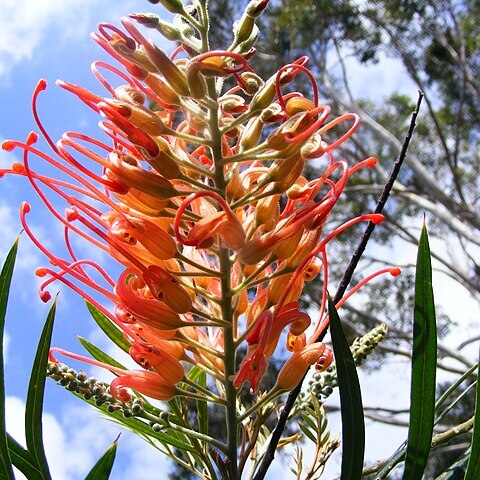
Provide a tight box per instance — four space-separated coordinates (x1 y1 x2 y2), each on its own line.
376 363 479 478
84 435 119 480
25 300 56 480
298 422 317 444
0 239 19 480
435 448 470 479
299 411 317 432
402 223 437 480
7 434 42 480
86 302 130 353
196 371 209 435
71 391 197 452
436 363 478 412
328 296 365 480
187 366 205 383
77 336 126 370
464 356 480 480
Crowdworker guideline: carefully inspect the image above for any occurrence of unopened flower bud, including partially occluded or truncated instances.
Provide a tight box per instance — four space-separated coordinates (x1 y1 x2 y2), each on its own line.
239 117 264 151
238 71 264 95
147 0 185 14
145 44 190 96
245 0 270 17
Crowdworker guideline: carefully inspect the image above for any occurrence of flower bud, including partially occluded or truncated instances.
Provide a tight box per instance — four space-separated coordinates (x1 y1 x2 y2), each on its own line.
147 0 185 14
238 71 264 95
144 44 190 96
239 117 264 151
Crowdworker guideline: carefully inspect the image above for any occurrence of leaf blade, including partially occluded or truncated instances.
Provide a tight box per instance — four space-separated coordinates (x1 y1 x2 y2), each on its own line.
85 302 130 354
24 300 56 480
464 356 480 480
328 296 365 480
402 223 437 480
77 336 126 371
84 436 119 480
0 239 19 480
7 433 42 480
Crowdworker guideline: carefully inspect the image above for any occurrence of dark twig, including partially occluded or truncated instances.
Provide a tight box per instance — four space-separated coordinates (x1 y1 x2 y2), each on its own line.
252 92 424 480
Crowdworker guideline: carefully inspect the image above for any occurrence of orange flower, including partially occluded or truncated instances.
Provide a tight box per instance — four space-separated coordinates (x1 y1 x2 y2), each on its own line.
276 343 333 391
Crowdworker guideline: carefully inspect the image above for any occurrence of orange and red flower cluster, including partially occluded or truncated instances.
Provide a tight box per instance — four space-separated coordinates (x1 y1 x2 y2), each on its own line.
1 8 386 402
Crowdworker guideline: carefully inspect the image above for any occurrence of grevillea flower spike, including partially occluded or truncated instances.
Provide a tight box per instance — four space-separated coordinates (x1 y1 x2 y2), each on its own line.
1 1 402 477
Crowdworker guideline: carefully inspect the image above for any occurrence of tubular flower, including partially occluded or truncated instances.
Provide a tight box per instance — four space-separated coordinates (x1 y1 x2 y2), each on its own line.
111 371 177 402
0 0 398 409
275 343 334 392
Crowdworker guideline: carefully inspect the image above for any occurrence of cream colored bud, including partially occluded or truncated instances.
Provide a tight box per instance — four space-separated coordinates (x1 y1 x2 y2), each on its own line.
238 72 264 95
239 117 264 151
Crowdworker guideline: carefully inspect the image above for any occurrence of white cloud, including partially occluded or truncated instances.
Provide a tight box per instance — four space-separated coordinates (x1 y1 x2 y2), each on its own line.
3 331 10 363
330 50 418 101
6 395 140 480
0 0 175 80
0 0 97 79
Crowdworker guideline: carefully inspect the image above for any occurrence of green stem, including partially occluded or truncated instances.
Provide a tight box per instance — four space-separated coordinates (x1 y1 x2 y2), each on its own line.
182 379 227 405
237 389 282 423
206 76 239 480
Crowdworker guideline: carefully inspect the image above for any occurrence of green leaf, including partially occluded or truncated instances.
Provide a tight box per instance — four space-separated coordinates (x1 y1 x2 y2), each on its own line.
85 302 130 353
328 296 365 480
7 433 42 480
464 358 480 480
299 410 317 432
435 363 478 413
0 239 19 480
196 371 209 435
71 391 197 453
402 223 437 480
298 422 317 444
435 448 470 479
84 435 119 480
25 300 56 480
77 336 126 371
187 365 205 383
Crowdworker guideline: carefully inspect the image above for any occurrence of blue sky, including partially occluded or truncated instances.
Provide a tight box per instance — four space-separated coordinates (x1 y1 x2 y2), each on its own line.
1 1 477 480
0 2 178 478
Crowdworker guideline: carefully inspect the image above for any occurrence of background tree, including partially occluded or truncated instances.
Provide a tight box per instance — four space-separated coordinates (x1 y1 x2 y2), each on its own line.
203 0 479 476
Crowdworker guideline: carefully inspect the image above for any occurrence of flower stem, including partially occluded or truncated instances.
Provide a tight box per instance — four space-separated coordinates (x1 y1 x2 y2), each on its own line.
206 72 239 478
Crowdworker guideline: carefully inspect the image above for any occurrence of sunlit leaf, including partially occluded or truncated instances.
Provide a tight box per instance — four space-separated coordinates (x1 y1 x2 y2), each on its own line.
328 296 365 480
71 391 197 453
0 239 19 480
298 422 317 444
464 358 480 479
77 336 126 370
402 223 437 480
84 435 119 480
24 300 56 480
86 302 130 353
